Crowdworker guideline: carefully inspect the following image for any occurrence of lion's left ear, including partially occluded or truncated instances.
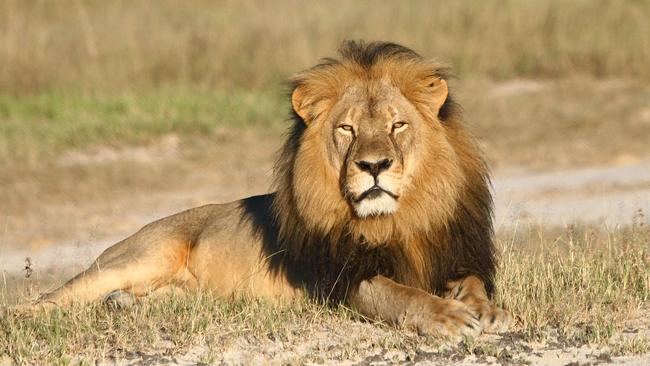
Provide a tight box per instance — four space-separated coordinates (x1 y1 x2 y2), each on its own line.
425 76 448 112
291 84 312 123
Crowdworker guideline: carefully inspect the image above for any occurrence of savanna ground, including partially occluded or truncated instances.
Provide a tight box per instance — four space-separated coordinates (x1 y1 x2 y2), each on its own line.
1 1 650 365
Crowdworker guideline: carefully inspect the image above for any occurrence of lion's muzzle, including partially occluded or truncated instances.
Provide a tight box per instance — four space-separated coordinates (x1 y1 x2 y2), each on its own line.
355 186 399 202
347 157 401 218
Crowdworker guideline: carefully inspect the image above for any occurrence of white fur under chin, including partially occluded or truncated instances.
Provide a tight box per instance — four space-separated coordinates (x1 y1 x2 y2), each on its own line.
354 194 398 218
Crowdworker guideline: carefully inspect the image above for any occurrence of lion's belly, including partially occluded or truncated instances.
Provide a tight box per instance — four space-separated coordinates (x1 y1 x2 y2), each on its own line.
186 200 300 302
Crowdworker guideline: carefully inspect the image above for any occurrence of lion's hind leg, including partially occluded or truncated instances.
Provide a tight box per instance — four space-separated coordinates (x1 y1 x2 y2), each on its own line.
445 276 513 334
35 228 195 308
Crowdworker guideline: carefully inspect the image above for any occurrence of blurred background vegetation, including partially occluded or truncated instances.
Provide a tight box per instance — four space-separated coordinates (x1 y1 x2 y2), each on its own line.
2 0 649 93
1 0 649 166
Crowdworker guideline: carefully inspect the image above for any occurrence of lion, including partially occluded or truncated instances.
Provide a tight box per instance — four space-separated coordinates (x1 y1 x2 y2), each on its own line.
30 41 512 340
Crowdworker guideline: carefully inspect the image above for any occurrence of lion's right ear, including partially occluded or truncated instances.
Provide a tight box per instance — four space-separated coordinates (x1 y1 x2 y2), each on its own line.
425 76 448 113
291 84 312 122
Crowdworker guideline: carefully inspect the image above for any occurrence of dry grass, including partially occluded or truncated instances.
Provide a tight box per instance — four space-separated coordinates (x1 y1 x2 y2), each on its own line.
2 0 649 94
1 294 361 365
498 222 650 345
1 224 648 364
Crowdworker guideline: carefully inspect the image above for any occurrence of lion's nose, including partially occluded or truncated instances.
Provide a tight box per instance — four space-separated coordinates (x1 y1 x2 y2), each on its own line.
355 158 393 177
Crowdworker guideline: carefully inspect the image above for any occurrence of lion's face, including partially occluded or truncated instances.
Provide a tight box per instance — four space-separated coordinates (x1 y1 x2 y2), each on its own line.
289 51 464 231
327 82 422 218
292 77 457 221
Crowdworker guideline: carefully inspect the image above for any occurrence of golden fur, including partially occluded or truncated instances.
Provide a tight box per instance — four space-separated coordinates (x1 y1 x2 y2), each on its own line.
266 41 496 301
27 41 511 340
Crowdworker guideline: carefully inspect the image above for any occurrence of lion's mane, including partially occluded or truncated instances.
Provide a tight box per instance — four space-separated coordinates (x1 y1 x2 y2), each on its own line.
243 41 495 303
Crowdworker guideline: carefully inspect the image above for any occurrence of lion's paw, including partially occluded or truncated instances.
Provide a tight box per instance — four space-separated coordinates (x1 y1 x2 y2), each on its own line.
478 305 513 334
416 298 482 341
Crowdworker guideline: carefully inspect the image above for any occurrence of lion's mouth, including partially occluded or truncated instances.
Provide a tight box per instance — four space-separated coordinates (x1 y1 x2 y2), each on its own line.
355 186 398 202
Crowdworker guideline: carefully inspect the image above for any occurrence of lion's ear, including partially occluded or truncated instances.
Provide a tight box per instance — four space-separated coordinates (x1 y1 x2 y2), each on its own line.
425 76 448 112
291 85 311 122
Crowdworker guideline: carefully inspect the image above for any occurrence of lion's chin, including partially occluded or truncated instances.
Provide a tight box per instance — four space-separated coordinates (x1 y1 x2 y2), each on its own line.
353 193 398 218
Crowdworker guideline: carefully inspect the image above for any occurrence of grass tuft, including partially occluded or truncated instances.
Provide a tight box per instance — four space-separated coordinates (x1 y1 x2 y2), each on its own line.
496 223 649 345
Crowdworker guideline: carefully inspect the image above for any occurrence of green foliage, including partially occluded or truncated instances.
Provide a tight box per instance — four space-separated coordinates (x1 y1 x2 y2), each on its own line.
0 89 286 164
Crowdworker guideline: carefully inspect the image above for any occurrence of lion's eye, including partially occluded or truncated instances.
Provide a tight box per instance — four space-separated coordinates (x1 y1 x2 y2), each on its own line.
392 121 408 132
337 124 354 134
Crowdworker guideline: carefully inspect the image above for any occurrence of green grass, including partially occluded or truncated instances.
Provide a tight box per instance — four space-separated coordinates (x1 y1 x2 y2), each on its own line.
2 78 649 169
0 89 286 164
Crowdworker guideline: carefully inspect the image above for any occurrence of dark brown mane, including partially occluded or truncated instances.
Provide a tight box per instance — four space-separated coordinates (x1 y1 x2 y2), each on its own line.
242 40 496 303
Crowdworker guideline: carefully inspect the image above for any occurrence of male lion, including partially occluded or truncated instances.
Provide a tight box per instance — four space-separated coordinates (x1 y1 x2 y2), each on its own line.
33 41 512 339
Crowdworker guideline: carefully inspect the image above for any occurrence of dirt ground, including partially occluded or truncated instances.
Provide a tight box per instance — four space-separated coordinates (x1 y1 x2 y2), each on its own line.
79 324 650 366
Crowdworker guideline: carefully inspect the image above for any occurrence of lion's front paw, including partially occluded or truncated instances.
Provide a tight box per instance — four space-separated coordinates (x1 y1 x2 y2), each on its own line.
478 305 513 334
409 298 482 341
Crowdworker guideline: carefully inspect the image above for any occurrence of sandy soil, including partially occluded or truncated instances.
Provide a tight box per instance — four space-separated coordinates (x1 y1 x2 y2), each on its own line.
494 161 650 227
88 328 650 366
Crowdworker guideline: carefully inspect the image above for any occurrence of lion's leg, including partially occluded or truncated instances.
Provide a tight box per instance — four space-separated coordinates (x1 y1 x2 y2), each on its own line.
102 278 197 309
444 275 513 333
36 234 194 307
349 275 482 341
